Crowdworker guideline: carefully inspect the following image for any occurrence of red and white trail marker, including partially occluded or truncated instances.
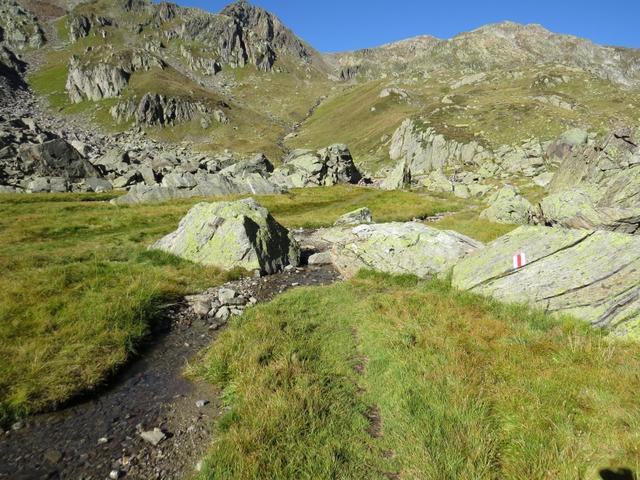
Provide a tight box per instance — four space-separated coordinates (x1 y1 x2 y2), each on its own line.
513 252 527 269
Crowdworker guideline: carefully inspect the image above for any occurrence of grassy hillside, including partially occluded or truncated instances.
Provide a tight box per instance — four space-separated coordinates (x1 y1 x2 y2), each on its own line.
0 186 466 427
194 271 640 479
288 66 640 173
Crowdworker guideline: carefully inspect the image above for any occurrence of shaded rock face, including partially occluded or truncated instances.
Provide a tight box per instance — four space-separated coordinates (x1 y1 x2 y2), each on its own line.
220 1 315 70
480 185 533 225
150 198 300 275
272 144 361 188
452 226 640 337
18 139 99 181
0 116 106 192
68 15 91 42
111 93 210 127
0 1 45 50
66 49 165 103
68 14 114 43
536 127 640 234
309 223 482 279
0 45 26 96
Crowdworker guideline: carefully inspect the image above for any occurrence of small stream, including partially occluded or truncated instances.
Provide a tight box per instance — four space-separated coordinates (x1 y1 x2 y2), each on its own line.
0 261 340 480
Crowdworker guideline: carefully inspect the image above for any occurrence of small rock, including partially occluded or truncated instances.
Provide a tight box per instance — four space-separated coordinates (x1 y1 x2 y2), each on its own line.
195 400 209 408
44 449 63 464
215 306 231 322
217 288 236 304
98 437 109 445
109 469 121 479
11 421 23 431
308 251 332 265
140 428 166 446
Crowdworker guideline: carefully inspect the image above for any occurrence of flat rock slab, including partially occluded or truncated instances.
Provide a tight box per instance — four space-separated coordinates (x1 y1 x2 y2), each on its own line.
452 226 640 337
309 222 482 279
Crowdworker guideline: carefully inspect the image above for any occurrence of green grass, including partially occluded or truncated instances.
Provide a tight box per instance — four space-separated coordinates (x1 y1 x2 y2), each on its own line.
433 208 518 243
194 271 640 479
0 186 462 427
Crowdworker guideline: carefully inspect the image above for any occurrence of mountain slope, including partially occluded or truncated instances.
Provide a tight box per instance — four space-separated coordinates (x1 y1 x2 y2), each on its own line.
328 22 640 87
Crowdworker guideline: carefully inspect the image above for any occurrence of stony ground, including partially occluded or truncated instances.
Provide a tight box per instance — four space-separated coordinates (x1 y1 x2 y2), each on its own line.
0 259 340 480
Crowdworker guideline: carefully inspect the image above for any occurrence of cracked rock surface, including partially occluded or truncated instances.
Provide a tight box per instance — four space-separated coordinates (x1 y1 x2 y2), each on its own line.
452 226 640 337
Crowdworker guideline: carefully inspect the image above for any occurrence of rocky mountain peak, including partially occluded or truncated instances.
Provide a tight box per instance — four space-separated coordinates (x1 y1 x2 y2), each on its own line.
220 0 325 70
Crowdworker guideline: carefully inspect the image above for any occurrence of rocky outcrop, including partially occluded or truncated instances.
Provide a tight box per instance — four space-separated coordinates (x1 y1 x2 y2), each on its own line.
534 127 640 234
452 226 640 337
68 14 114 43
534 189 640 235
272 144 361 188
111 93 212 127
480 185 533 225
69 15 91 42
180 45 221 76
150 198 300 275
0 46 26 96
66 49 165 103
389 119 489 176
0 1 45 50
307 223 482 279
334 207 373 226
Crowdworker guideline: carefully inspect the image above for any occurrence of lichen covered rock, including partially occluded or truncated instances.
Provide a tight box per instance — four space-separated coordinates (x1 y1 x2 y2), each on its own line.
452 226 640 337
480 185 533 225
150 198 300 274
314 222 482 279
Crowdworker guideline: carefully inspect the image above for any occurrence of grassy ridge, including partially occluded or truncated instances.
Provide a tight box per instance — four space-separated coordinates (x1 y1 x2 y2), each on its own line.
0 187 464 427
195 271 640 479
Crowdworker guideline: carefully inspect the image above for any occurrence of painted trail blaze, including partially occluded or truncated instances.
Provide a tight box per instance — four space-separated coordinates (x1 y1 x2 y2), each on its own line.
513 252 527 269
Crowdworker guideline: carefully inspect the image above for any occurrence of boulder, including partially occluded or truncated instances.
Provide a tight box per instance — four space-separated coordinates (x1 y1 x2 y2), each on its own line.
150 198 300 275
480 185 533 225
334 207 373 226
452 226 640 337
18 139 99 181
219 153 274 178
420 170 453 193
310 223 482 279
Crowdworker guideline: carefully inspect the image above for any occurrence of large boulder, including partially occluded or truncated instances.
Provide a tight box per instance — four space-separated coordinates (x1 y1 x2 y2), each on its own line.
480 185 533 225
18 139 99 181
150 198 300 275
452 226 640 337
309 223 482 279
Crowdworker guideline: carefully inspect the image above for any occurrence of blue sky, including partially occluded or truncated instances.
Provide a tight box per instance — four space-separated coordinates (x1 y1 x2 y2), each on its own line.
172 1 640 52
